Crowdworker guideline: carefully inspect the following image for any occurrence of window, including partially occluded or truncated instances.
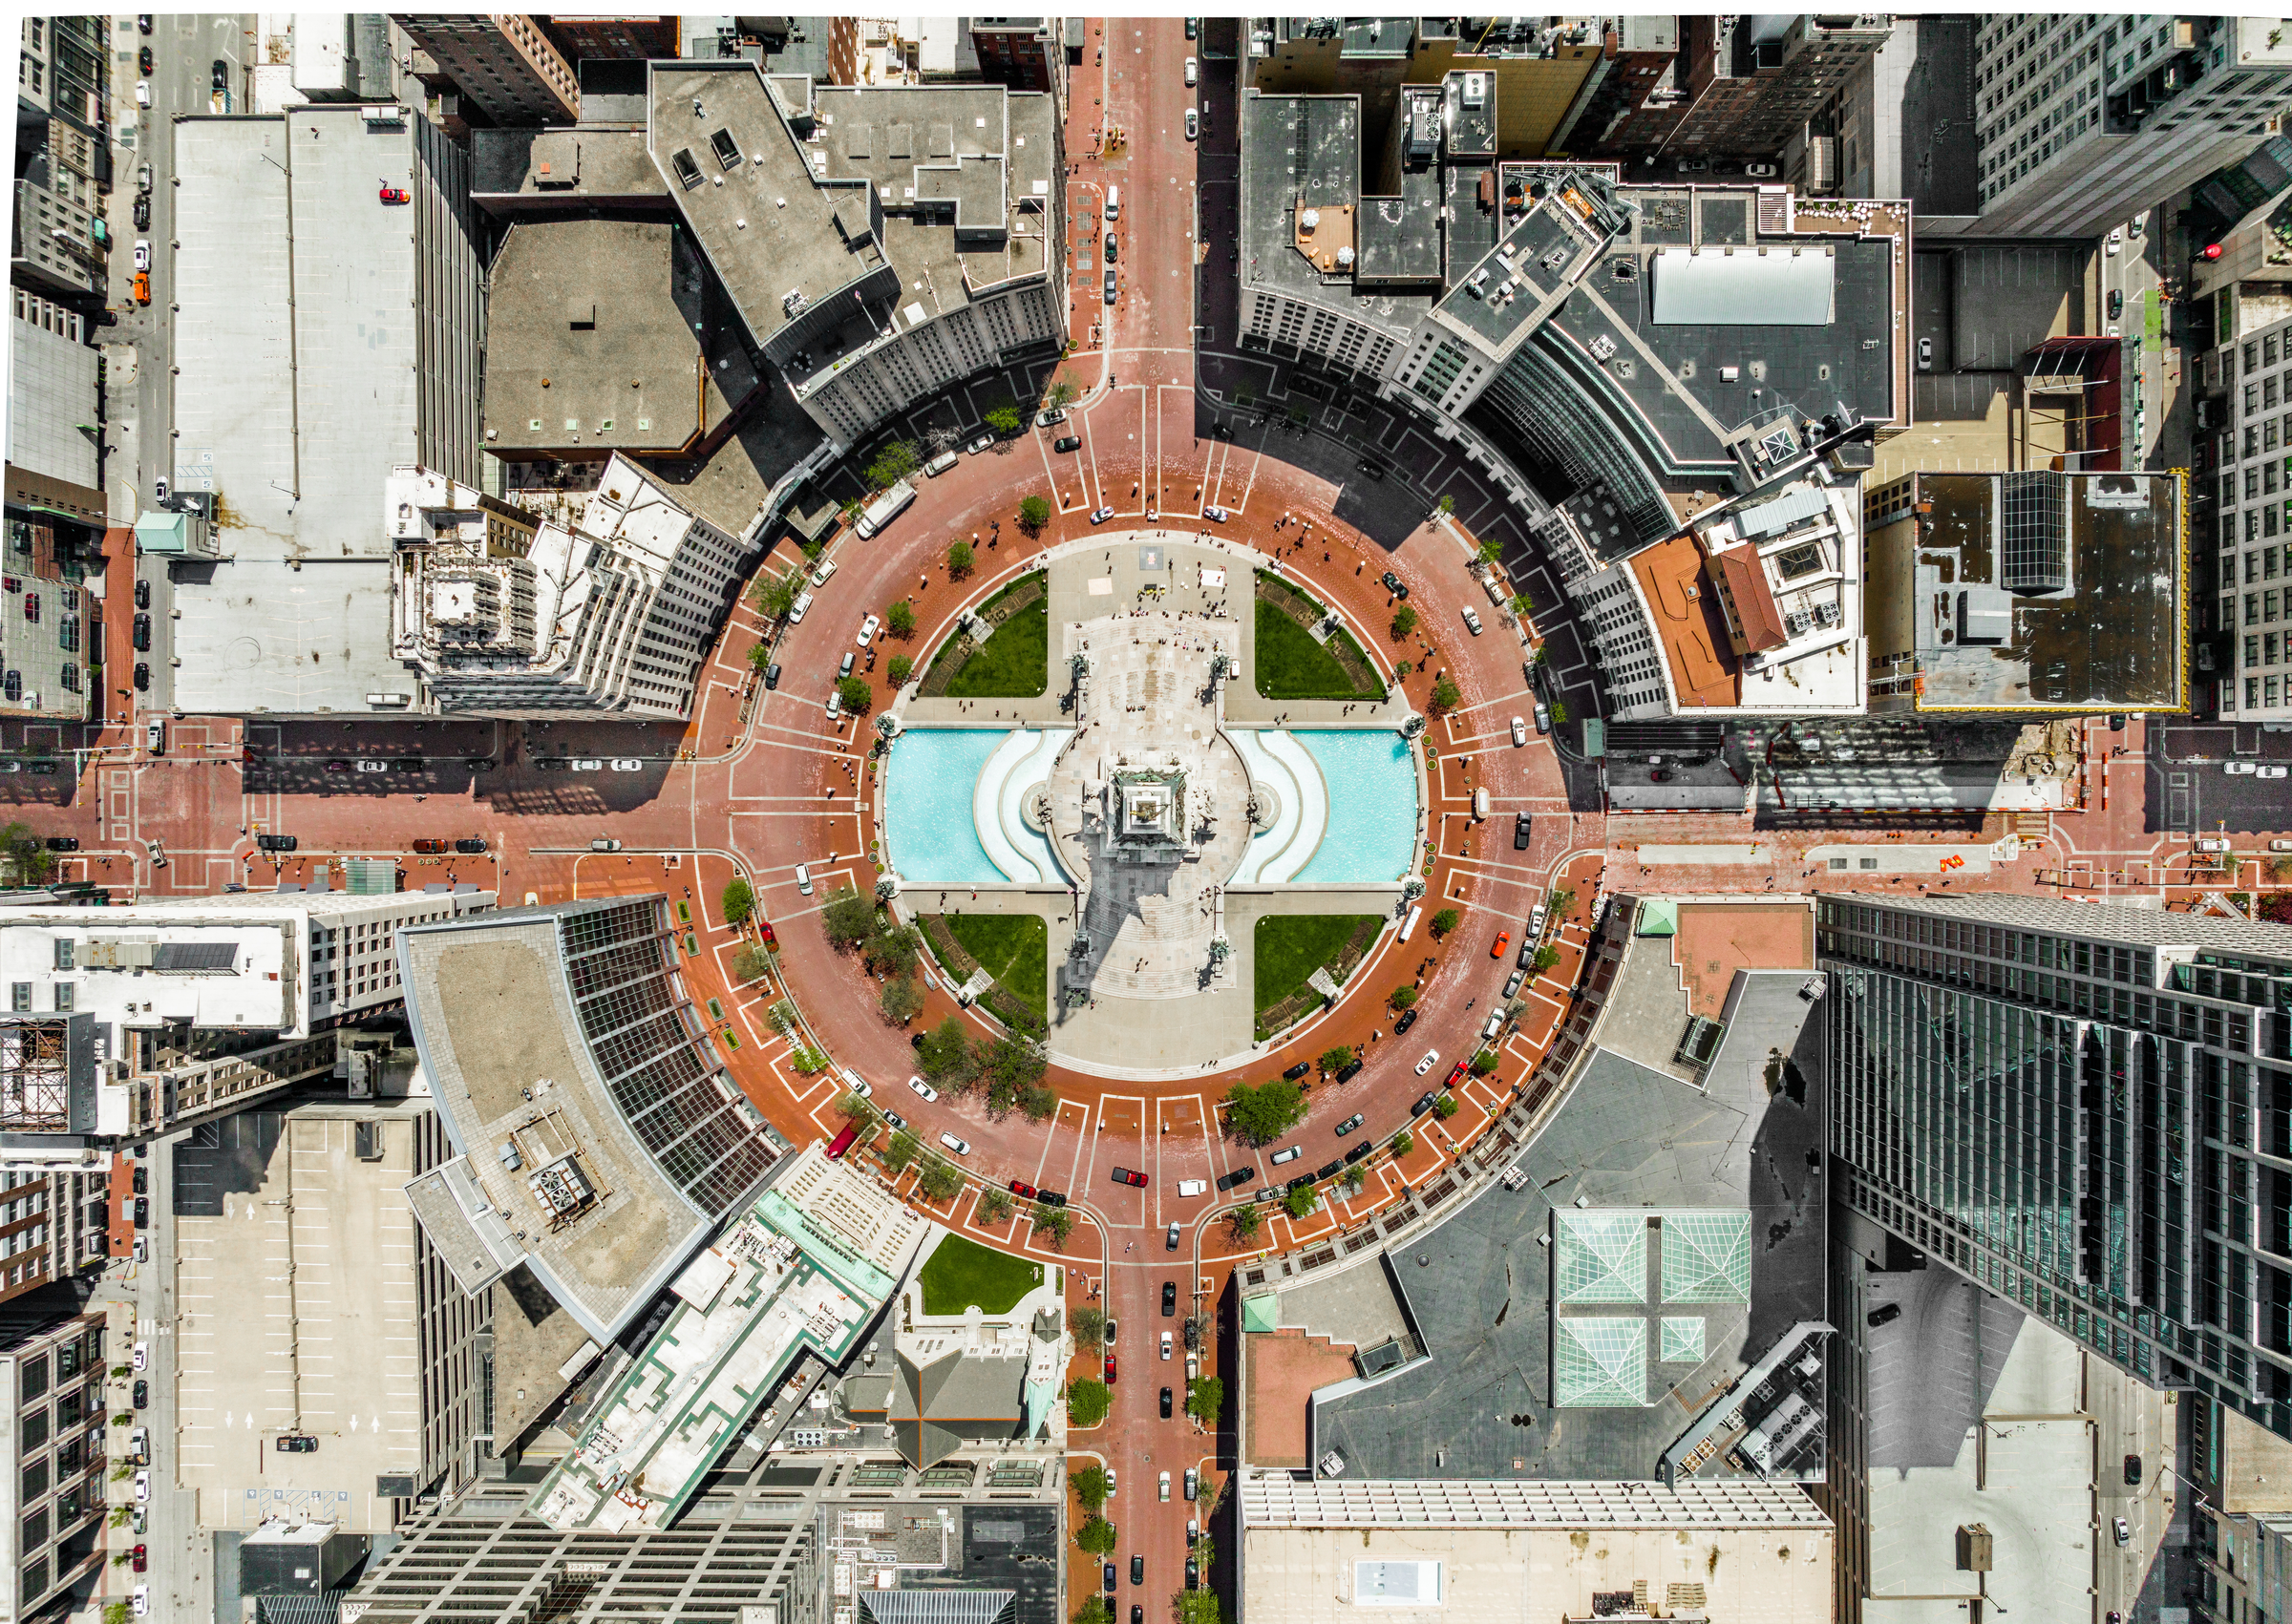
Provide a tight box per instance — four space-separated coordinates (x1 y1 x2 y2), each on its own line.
50 940 69 972
19 1354 46 1403
9 984 28 1014
50 984 70 1014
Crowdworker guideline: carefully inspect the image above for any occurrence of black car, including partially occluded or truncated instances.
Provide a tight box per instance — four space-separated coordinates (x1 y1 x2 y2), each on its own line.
1285 1174 1313 1193
212 58 229 91
389 757 425 772
1159 1385 1172 1418
138 45 153 74
1393 1008 1418 1036
133 614 152 651
1210 423 1232 441
276 1435 318 1454
1333 1061 1361 1084
1344 1141 1372 1164
1282 1061 1310 1081
2124 1454 2142 1486
1411 1092 1436 1117
1105 232 1118 263
134 194 151 232
1133 1609 1144 1624
138 13 152 33
1162 1281 1178 1316
1514 812 1531 851
764 663 781 689
1866 1302 1902 1328
1037 1189 1068 1209
28 761 55 775
454 837 488 854
1215 1168 1254 1191
133 1380 147 1409
133 1197 148 1229
463 757 495 771
1053 435 1082 453
133 1167 147 1193
255 833 297 853
1103 1565 1117 1593
1356 459 1386 480
1130 1556 1144 1586
1186 1558 1199 1586
1380 571 1409 600
43 837 77 853
1315 1159 1342 1181
134 578 151 610
133 663 150 691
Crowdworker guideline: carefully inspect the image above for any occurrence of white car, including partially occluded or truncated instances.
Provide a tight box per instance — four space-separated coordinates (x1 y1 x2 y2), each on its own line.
966 432 994 454
1176 1178 1207 1196
1414 1048 1440 1076
824 688 842 721
1462 606 1484 636
1510 716 1527 747
132 1587 149 1618
1184 54 1198 84
846 1076 874 1099
908 1075 939 1103
939 1130 970 1156
1160 1330 1174 1360
1202 505 1229 522
1160 1470 1172 1501
2106 226 2123 255
570 758 604 771
135 80 151 109
2227 761 2258 775
134 1468 150 1502
2261 765 2289 779
811 558 838 587
1091 506 1115 524
134 239 152 270
354 759 388 773
858 614 881 647
609 758 643 771
1185 108 1198 140
789 590 813 622
133 1341 147 1371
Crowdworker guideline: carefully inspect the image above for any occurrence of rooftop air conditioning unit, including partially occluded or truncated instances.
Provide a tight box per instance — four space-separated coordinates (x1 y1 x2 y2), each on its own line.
1461 73 1486 108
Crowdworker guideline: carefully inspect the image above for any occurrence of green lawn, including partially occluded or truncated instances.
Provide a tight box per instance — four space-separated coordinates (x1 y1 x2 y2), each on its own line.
1254 914 1380 1015
945 912 1049 1017
918 1232 1042 1315
1255 601 1376 700
946 599 1049 698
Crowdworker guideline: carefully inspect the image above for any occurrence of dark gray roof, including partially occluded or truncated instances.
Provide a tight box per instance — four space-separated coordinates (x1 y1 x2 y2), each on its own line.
1242 93 1435 342
470 128 668 210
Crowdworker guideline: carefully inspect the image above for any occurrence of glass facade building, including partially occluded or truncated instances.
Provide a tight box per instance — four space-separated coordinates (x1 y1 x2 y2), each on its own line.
1818 894 2292 1442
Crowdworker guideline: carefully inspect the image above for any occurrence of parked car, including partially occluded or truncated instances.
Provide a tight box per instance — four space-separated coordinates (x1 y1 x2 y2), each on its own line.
1514 812 1531 851
354 759 388 773
1510 715 1527 747
858 614 881 647
43 837 77 854
1184 109 1198 139
1163 1281 1178 1316
455 837 488 854
1335 1112 1365 1136
1504 968 1525 999
1394 1007 1419 1036
1462 606 1483 636
764 663 781 689
2112 1516 2131 1547
965 433 994 454
908 1075 939 1103
1104 1354 1117 1383
212 58 229 91
590 837 622 853
938 1131 970 1156
1091 505 1115 523
255 833 296 853
1166 1222 1180 1252
1131 1555 1145 1586
2124 1454 2142 1486
1415 1049 1440 1075
838 650 856 680
1106 267 1118 303
1380 571 1409 599
134 194 151 231
1037 408 1069 427
1103 1565 1117 1593
1269 1145 1303 1165
1111 1167 1149 1188
412 838 447 854
133 1380 148 1409
133 663 151 690
609 758 643 771
1184 1467 1198 1501
1866 1301 1902 1328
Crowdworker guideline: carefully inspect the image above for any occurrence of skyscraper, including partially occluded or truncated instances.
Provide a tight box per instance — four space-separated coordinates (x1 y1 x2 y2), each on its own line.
1819 894 2292 1443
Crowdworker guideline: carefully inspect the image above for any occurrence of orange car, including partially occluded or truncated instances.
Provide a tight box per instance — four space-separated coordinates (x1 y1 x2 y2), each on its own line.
131 271 151 305
1491 931 1511 960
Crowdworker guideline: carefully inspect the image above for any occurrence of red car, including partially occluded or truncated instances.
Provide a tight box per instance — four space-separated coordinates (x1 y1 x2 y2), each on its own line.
758 920 778 950
1110 1167 1148 1188
1104 1353 1117 1383
132 1545 147 1573
1445 1060 1469 1090
1491 931 1511 960
1008 1179 1039 1200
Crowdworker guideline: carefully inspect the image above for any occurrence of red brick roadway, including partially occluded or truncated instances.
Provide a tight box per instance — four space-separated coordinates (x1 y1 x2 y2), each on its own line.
4 19 2283 1613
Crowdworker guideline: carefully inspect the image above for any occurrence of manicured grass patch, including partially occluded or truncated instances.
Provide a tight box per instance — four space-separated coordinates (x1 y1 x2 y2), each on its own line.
919 1232 1042 1315
944 912 1049 1018
1255 914 1382 1016
946 599 1049 698
1256 601 1378 700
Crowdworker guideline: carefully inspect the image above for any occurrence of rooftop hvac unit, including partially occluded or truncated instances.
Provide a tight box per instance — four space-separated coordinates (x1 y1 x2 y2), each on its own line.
1461 73 1486 107
1301 208 1321 231
360 103 406 126
1336 245 1354 267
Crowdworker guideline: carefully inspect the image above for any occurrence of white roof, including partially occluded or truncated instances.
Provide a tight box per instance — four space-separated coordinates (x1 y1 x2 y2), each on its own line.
1241 1476 1831 1529
1651 246 1835 327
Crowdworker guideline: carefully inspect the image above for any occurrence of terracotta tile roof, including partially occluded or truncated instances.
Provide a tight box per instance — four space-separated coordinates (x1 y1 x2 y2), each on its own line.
1712 546 1790 653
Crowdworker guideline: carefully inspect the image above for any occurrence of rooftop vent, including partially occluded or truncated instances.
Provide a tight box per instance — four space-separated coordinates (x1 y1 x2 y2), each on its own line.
1462 73 1486 107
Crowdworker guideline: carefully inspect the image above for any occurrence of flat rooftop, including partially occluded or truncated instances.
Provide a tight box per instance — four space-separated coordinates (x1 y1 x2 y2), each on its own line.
471 126 669 208
1888 473 2185 711
1300 901 1826 1483
1627 532 1742 708
483 219 762 456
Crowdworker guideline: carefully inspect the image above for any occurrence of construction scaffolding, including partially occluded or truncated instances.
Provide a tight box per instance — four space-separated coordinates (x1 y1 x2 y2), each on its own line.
0 1019 78 1132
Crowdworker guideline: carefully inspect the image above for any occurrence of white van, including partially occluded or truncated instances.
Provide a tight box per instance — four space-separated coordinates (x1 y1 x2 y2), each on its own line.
923 450 959 477
856 479 917 538
1106 184 1119 220
1397 905 1423 942
796 864 814 896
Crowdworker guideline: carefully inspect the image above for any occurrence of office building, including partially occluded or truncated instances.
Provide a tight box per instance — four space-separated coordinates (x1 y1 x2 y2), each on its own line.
1958 14 2292 239
971 17 1067 99
1860 472 2186 715
10 15 107 302
174 1095 492 1531
0 1166 107 1304
284 12 395 103
393 14 579 125
2202 315 2292 720
0 1306 108 1622
1820 895 2292 1447
1238 1475 1833 1623
167 100 484 719
1664 14 1893 161
0 887 495 1146
539 15 680 63
646 62 1067 451
1548 16 1687 158
400 896 778 1345
389 455 755 718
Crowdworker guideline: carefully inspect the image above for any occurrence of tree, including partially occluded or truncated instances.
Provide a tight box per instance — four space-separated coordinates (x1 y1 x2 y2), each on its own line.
1549 885 1578 918
1394 660 1414 679
918 1158 964 1203
1476 538 1502 565
948 540 975 580
107 1505 133 1530
883 1129 922 1172
1471 1048 1499 1076
1436 495 1456 516
880 976 925 1024
1429 675 1462 714
1318 1045 1355 1076
983 1028 1050 1116
1390 605 1418 639
863 923 922 979
1549 698 1571 726
721 876 755 926
1390 1129 1413 1158
1430 908 1460 939
822 888 875 951
985 400 1024 434
837 1090 879 1128
1068 1378 1112 1429
918 1015 974 1087
837 675 874 716
1432 1093 1460 1120
1076 1515 1118 1556
1509 592 1536 620
1033 1205 1075 1247
1175 1593 1223 1624
1044 379 1079 411
104 1605 134 1624
976 1187 1013 1227
1018 495 1052 534
1071 1463 1112 1510
1222 1077 1306 1145
1185 1377 1224 1423
887 600 917 638
1070 1303 1108 1346
751 571 798 622
888 654 915 685
732 943 771 983
1227 1202 1261 1241
1074 1600 1113 1624
1532 943 1560 972
1284 1186 1317 1218
747 641 775 671
865 439 923 492
1388 985 1418 1011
